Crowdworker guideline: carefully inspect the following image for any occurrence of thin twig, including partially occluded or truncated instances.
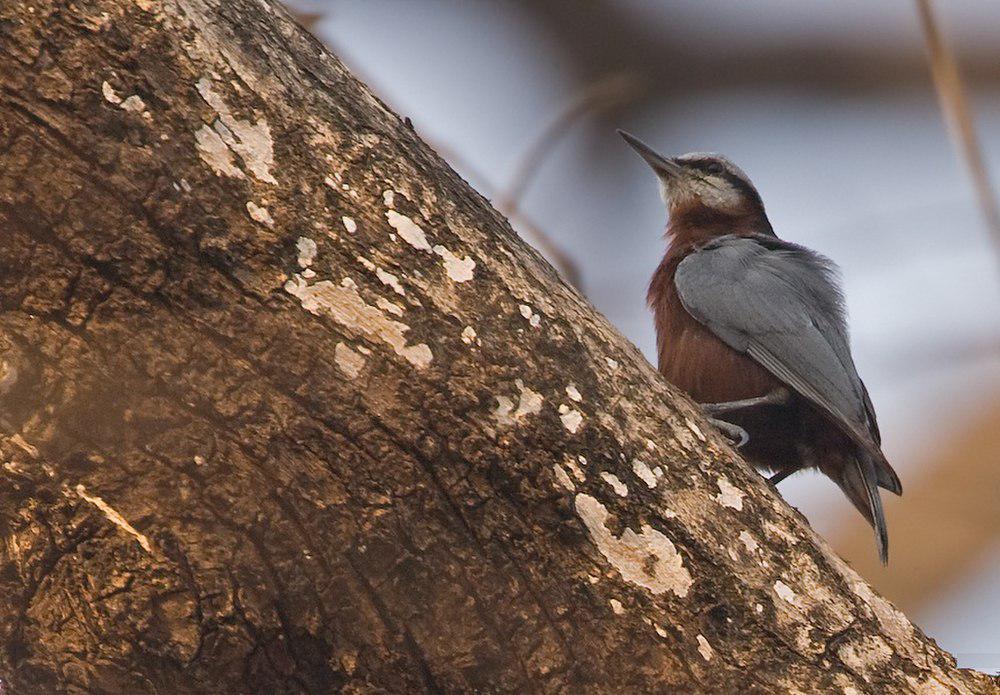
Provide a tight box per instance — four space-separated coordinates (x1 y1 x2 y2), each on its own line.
497 73 642 217
916 0 1000 262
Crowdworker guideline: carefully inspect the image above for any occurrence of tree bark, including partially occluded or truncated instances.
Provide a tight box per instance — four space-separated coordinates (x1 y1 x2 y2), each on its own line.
0 1 995 692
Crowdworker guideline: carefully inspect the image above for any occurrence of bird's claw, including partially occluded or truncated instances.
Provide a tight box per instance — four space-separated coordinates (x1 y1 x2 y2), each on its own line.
767 467 797 486
699 388 790 416
707 417 749 449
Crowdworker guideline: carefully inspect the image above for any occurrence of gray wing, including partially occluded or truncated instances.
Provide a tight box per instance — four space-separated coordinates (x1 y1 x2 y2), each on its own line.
675 235 883 460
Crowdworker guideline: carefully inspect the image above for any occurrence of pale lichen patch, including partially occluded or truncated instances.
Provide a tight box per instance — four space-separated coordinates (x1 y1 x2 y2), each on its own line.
376 297 404 317
195 125 245 179
342 216 358 234
386 210 431 251
513 380 543 419
461 326 477 345
605 357 620 370
559 405 584 433
334 342 366 379
829 554 916 648
284 275 432 369
600 472 628 497
574 494 692 597
715 477 744 511
120 94 147 114
494 396 515 426
836 635 892 682
738 530 759 554
357 259 407 297
773 580 800 607
75 484 153 554
696 634 714 662
632 461 657 489
195 78 276 184
687 420 706 442
609 598 625 615
903 675 952 695
494 381 543 426
247 201 274 228
432 245 476 282
10 434 39 458
553 465 575 492
102 80 122 104
377 268 406 296
518 304 541 327
565 384 582 402
764 520 800 547
295 236 317 267
564 456 586 483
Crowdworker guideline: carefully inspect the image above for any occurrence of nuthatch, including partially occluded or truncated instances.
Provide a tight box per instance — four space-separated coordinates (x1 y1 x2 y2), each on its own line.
620 130 902 563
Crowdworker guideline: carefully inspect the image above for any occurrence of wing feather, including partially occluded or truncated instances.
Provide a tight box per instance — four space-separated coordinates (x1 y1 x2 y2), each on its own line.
674 234 899 493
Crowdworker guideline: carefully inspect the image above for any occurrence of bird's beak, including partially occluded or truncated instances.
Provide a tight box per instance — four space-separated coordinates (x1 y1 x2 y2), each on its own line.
618 130 683 178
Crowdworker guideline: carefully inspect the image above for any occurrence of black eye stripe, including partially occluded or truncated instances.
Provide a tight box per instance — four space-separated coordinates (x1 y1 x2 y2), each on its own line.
684 159 765 207
687 159 726 176
685 160 746 188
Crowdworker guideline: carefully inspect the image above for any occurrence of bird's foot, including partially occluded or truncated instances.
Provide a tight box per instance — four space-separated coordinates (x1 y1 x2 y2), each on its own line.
707 417 749 449
767 467 798 487
700 387 790 416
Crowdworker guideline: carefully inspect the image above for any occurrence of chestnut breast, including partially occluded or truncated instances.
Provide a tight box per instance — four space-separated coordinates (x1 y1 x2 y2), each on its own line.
648 249 782 404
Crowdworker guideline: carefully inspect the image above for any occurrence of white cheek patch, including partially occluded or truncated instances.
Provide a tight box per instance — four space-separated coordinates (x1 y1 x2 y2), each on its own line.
658 177 673 206
697 176 742 211
663 175 742 213
661 177 696 206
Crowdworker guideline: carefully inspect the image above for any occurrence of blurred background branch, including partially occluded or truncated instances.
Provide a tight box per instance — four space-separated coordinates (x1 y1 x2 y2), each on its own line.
916 0 1000 264
497 73 642 217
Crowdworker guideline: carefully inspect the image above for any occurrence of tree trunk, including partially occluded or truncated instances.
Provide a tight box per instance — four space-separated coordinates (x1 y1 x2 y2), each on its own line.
0 1 994 692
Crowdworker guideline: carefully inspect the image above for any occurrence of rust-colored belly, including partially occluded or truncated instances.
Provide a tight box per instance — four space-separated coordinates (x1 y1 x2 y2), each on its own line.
653 282 781 404
649 252 804 475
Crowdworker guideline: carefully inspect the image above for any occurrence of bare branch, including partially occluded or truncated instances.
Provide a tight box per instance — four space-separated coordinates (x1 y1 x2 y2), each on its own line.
916 0 1000 263
496 73 641 215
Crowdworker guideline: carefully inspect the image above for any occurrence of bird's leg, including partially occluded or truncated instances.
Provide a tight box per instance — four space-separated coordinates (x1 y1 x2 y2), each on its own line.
700 388 788 450
767 466 800 486
700 387 790 416
707 417 749 449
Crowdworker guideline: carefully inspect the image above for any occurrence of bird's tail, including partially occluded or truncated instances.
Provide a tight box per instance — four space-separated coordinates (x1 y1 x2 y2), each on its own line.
838 451 889 564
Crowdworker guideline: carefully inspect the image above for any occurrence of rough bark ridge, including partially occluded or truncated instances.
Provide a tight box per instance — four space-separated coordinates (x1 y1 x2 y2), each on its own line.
0 1 994 692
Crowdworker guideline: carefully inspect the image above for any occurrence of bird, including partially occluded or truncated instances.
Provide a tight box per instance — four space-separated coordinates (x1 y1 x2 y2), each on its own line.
619 129 902 563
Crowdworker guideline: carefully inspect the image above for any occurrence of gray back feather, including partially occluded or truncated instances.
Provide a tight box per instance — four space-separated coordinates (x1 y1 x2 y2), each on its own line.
674 234 874 444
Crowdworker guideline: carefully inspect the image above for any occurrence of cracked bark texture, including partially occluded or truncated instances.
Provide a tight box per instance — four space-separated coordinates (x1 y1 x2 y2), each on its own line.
0 1 995 693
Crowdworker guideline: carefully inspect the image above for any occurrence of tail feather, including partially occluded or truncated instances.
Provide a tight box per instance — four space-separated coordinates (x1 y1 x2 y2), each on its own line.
840 453 890 564
871 448 902 496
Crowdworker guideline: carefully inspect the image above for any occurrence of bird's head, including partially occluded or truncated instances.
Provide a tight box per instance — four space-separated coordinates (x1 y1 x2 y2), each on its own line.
619 130 767 222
